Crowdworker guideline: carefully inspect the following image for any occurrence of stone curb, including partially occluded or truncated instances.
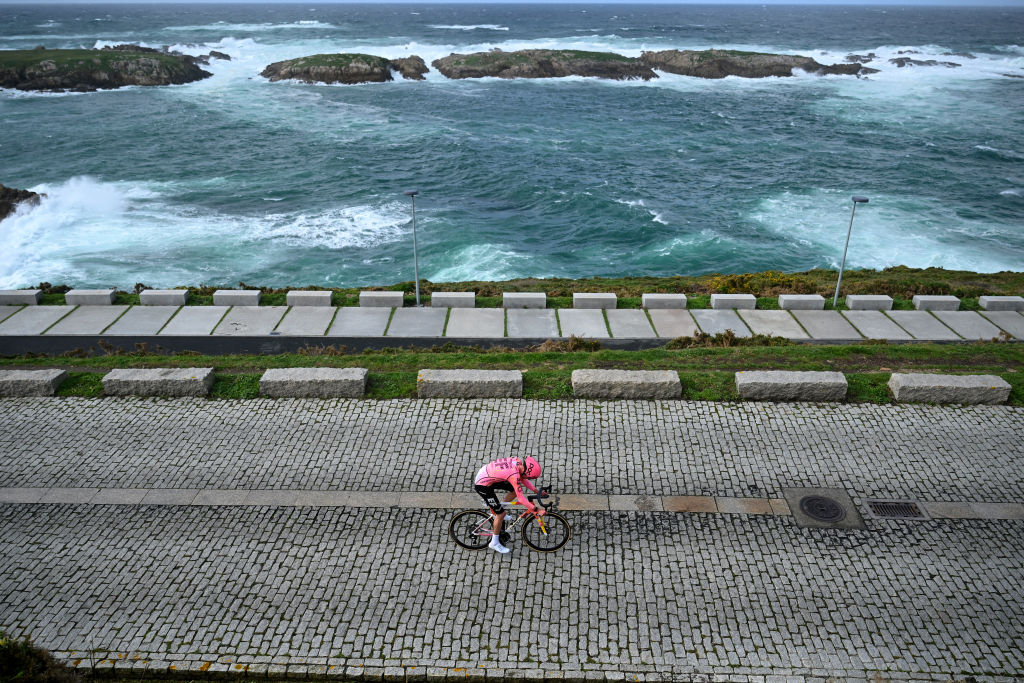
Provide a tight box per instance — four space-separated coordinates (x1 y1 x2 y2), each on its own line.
0 368 68 396
259 367 368 398
888 373 1012 405
417 369 523 398
101 368 215 397
735 370 847 402
571 369 681 399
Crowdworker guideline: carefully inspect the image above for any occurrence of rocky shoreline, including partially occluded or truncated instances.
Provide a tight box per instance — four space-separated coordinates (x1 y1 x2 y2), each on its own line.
0 184 41 223
0 45 213 92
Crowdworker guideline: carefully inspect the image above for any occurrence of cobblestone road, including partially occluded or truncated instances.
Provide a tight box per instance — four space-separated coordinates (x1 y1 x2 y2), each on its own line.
1 398 1023 681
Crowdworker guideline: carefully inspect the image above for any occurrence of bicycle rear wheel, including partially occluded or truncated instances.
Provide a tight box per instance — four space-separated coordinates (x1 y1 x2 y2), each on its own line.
449 510 493 550
521 512 571 552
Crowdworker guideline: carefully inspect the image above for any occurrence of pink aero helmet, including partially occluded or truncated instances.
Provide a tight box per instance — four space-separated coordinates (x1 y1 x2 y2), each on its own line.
523 456 542 479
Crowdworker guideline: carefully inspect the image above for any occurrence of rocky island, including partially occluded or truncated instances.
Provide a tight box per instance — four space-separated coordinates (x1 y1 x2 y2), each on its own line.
261 54 429 84
432 49 656 81
640 49 875 78
0 45 212 92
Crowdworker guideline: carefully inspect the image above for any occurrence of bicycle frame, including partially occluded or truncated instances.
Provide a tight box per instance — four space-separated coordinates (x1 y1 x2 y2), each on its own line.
478 496 550 538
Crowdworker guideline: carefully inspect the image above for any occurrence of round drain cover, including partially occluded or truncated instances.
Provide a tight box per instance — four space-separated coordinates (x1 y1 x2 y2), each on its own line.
799 495 846 523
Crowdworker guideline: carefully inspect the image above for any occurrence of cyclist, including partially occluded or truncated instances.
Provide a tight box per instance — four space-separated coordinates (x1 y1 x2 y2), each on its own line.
474 455 545 554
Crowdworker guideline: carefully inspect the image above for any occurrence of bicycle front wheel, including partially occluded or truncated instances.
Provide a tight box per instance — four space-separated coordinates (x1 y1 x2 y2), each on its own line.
449 510 492 550
521 512 571 552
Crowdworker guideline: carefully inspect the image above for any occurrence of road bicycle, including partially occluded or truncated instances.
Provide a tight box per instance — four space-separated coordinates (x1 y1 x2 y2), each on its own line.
448 491 571 552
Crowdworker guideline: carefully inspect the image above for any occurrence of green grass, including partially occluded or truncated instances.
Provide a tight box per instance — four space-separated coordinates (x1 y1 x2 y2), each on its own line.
281 53 391 70
0 48 188 72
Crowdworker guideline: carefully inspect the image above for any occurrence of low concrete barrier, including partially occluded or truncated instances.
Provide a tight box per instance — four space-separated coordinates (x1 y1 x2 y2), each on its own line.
778 294 824 310
286 291 332 307
0 290 41 305
845 295 893 311
979 296 1024 312
0 369 68 396
912 295 960 311
65 289 115 306
431 292 475 308
503 292 545 309
102 368 215 397
571 369 681 399
260 368 367 398
711 294 755 310
417 369 523 398
573 293 617 309
888 373 1011 405
360 291 403 308
213 290 260 306
735 371 847 402
641 293 686 309
140 290 189 306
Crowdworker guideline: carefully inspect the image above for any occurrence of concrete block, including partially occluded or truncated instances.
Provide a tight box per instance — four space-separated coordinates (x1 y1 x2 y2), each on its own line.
845 294 893 310
506 309 557 338
159 306 228 335
557 309 609 338
387 307 447 337
503 292 545 309
912 295 960 311
980 311 1024 340
275 306 335 336
105 306 179 335
791 310 862 340
735 370 848 402
0 306 74 335
932 311 1002 341
885 310 962 341
445 308 504 338
431 292 475 308
979 295 1024 311
286 291 332 307
260 368 367 398
692 309 752 337
0 306 20 323
573 292 616 309
605 309 656 338
0 290 41 305
571 369 681 399
65 289 115 305
641 293 686 309
328 308 390 336
45 305 129 335
778 294 824 310
417 369 522 398
0 369 68 396
360 291 403 308
842 311 911 340
140 290 188 306
710 293 755 310
888 373 1011 405
737 310 808 339
213 289 260 306
213 306 287 336
102 368 215 397
648 309 698 338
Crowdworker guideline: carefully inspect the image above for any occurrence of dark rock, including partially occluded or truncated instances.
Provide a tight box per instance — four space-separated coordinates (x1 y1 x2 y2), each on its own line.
889 57 961 68
897 50 922 55
846 53 877 63
641 49 874 79
432 49 656 81
390 55 428 80
261 53 393 84
0 184 42 223
208 51 231 61
1003 73 1024 79
0 48 211 92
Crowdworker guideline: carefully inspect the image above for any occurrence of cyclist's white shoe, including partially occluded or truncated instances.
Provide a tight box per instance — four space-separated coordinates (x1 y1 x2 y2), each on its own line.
489 538 510 554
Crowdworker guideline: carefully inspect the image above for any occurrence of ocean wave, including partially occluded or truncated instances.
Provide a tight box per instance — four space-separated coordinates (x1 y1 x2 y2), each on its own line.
974 145 1024 161
428 244 533 283
164 20 338 32
429 25 510 31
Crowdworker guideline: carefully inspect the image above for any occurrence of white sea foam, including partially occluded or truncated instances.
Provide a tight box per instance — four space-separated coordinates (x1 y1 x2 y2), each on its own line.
164 21 338 32
751 189 1024 273
428 244 534 283
1000 189 1022 197
429 25 510 32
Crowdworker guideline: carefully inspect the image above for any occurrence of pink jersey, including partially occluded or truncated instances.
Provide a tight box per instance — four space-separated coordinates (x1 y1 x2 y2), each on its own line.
474 457 539 509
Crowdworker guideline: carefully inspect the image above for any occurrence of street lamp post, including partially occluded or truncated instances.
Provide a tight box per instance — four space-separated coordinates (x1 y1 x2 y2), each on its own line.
403 190 421 307
832 196 870 309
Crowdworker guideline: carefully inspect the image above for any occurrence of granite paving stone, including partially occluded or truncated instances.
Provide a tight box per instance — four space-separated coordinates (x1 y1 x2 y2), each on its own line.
387 308 447 337
213 306 288 336
159 306 229 336
273 306 336 336
0 305 75 335
328 308 391 337
884 311 961 341
444 308 505 338
790 311 862 340
0 488 47 504
980 311 1024 340
103 305 180 335
737 310 808 339
558 309 609 338
841 311 912 340
91 488 148 505
647 309 699 338
605 310 657 338
506 309 558 338
140 489 199 505
661 496 718 513
691 310 752 337
44 305 129 335
932 311 1003 341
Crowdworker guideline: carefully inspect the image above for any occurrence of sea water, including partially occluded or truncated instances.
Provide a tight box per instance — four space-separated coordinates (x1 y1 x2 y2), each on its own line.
1 3 1022 289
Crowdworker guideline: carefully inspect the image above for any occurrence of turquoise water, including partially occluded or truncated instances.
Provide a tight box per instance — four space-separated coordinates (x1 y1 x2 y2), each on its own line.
1 3 1023 289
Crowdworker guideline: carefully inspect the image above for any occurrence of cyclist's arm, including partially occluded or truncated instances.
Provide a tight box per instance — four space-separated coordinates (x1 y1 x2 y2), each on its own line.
521 477 538 494
509 474 539 512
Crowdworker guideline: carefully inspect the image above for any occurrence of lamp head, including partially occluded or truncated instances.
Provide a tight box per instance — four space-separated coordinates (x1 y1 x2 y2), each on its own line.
852 196 869 204
403 190 419 197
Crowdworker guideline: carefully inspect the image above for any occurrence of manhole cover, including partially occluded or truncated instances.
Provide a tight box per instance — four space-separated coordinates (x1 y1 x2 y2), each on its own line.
799 495 847 522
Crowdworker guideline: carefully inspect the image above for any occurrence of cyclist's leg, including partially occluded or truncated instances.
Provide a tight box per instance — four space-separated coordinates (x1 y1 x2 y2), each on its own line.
475 484 509 553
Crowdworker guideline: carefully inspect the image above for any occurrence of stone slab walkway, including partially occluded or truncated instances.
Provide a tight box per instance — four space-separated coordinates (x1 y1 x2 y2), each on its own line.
1 398 1023 681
